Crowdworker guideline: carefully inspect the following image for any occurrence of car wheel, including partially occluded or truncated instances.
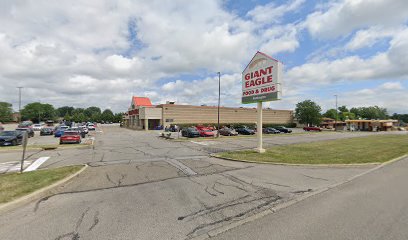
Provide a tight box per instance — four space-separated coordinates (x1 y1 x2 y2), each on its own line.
12 140 17 146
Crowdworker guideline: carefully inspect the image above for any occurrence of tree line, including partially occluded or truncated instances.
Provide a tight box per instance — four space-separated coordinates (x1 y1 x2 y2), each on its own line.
295 100 400 126
0 101 123 123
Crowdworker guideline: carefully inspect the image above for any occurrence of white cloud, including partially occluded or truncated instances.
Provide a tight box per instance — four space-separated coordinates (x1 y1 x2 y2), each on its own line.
346 26 404 50
304 0 408 39
380 82 403 90
247 0 305 24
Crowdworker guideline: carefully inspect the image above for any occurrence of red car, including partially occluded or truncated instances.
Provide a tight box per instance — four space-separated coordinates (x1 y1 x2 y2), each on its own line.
196 126 215 137
60 131 81 144
303 126 322 132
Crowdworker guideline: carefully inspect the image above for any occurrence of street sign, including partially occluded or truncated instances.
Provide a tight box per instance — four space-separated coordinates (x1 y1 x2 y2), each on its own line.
242 51 282 104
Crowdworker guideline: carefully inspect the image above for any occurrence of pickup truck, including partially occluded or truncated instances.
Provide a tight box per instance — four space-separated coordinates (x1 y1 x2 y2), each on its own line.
303 126 322 132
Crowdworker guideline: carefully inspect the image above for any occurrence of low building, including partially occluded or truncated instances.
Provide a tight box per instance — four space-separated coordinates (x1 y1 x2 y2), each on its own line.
124 96 293 130
320 118 346 130
345 119 398 131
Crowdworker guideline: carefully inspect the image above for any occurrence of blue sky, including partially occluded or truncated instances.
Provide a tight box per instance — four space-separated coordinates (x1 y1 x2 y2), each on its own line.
0 0 407 114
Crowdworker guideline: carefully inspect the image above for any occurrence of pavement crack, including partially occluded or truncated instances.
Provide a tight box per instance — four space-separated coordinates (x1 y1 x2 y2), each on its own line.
214 180 248 192
186 195 281 238
301 174 329 181
88 211 100 231
292 188 313 194
105 173 116 186
76 207 90 230
34 196 50 212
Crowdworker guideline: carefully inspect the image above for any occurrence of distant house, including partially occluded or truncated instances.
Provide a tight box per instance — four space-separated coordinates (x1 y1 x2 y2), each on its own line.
320 118 346 130
345 119 398 131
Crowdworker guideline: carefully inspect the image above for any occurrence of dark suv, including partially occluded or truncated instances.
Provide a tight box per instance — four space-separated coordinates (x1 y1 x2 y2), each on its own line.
181 128 200 138
275 126 292 133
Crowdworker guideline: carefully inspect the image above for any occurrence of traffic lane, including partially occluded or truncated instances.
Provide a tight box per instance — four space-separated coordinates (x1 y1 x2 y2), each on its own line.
0 155 378 240
212 157 408 240
180 157 375 193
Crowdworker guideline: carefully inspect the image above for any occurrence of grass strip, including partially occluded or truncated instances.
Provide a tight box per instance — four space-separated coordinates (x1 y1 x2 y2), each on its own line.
0 165 82 203
217 134 408 164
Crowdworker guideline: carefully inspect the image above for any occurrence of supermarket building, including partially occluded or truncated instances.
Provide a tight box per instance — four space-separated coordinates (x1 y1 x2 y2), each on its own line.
124 96 293 130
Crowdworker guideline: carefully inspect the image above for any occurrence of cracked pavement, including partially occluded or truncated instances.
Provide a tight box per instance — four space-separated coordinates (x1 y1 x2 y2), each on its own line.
0 125 380 240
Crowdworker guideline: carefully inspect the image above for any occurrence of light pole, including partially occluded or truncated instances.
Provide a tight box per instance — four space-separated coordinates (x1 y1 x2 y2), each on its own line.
334 94 338 131
17 87 23 122
217 72 221 138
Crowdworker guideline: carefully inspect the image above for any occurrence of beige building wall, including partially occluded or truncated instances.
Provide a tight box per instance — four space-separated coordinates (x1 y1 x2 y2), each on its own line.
160 104 293 126
139 107 162 120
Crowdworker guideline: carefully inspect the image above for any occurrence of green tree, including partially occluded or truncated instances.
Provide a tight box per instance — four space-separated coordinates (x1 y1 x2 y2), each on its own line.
101 109 114 122
114 112 123 123
84 107 102 118
340 112 356 121
56 106 74 117
0 102 13 122
338 106 348 113
21 102 56 123
295 100 322 126
350 106 387 119
323 109 338 120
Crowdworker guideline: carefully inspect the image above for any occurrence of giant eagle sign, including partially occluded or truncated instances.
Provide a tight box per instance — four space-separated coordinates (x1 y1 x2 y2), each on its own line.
242 51 282 104
242 51 283 153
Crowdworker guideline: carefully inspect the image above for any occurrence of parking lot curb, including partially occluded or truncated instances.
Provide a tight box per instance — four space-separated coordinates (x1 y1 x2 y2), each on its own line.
210 153 383 167
190 154 408 240
0 164 88 215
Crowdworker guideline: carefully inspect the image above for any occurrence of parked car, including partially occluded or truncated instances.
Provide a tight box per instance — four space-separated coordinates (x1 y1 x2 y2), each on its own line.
87 123 96 131
32 124 43 131
219 127 238 136
303 126 322 132
79 125 89 134
54 125 69 137
275 126 292 133
263 127 280 134
0 131 24 146
18 121 33 128
236 127 255 135
40 127 54 136
68 127 86 138
181 127 200 138
197 127 215 137
16 127 35 137
59 131 81 144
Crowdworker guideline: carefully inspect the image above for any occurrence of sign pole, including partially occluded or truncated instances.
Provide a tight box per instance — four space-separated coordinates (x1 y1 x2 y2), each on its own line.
20 132 28 173
257 102 265 153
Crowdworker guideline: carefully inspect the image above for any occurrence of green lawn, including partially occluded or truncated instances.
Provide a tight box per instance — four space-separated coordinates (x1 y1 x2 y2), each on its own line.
217 134 408 164
0 165 83 204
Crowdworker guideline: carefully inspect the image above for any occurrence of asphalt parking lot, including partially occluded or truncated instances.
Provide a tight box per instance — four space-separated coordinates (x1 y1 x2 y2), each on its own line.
0 124 394 240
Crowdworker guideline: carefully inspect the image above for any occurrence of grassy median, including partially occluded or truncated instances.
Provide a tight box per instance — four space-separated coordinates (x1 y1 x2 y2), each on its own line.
0 165 83 204
217 134 408 164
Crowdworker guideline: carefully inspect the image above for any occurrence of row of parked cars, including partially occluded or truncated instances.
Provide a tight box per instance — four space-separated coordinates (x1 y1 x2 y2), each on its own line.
0 121 97 146
180 125 293 138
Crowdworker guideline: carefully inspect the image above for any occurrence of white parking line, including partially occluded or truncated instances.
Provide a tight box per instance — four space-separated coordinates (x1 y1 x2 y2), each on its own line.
24 157 50 172
0 161 33 173
190 141 209 146
165 158 197 176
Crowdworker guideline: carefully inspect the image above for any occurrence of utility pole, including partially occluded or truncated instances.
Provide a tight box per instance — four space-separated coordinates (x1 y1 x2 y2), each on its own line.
217 72 221 138
17 87 23 123
334 94 338 131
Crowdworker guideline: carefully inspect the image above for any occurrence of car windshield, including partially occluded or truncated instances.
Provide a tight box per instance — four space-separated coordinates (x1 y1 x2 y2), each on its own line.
34 124 41 127
0 131 15 136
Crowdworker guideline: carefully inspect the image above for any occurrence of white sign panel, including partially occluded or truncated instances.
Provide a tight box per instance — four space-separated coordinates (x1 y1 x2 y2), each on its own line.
242 51 282 104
